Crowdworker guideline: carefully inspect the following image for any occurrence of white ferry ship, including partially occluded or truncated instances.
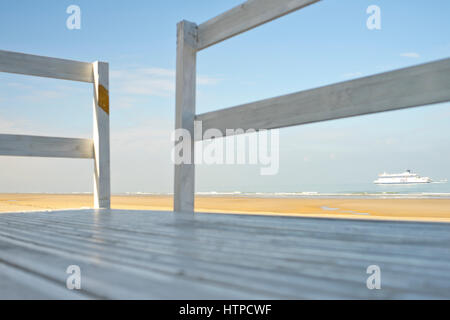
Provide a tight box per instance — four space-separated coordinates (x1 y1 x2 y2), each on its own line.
374 170 432 185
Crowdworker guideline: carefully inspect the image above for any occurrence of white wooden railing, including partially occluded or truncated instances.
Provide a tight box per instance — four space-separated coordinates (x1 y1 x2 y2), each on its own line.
0 50 110 209
174 0 450 212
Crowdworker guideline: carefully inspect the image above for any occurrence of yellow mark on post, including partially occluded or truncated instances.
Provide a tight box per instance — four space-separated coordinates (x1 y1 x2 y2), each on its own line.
98 85 109 114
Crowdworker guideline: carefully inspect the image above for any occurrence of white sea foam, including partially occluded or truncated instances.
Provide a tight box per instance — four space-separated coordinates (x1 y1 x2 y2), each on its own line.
40 190 449 199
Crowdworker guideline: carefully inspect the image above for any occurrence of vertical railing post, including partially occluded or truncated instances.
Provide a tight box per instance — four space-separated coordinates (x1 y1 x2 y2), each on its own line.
174 20 197 213
92 61 111 209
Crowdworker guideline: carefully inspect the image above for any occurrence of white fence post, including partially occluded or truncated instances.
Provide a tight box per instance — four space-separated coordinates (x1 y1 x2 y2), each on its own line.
93 61 111 209
174 20 197 213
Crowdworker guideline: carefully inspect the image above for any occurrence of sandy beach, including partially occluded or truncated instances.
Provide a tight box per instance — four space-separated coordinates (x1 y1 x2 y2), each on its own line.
0 193 449 222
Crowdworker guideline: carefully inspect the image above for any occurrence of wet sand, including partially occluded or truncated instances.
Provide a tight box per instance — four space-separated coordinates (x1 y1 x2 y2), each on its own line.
1 193 450 222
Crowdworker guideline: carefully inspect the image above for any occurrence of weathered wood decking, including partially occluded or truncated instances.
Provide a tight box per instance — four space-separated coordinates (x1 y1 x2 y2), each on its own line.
0 209 449 299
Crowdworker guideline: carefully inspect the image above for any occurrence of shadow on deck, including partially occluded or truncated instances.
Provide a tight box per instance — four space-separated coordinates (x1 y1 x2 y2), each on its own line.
0 209 449 299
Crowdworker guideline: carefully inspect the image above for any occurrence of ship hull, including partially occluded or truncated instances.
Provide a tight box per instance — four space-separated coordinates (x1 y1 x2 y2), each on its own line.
374 181 431 185
374 178 432 185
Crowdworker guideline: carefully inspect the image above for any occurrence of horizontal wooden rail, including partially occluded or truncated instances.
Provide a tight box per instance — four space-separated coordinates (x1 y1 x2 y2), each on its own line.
196 58 450 138
0 134 94 159
0 50 94 83
197 0 320 50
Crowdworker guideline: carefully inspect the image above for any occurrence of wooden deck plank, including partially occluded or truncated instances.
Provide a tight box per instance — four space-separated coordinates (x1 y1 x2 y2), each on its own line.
0 233 261 299
2 211 450 278
0 220 367 298
2 211 450 274
2 216 449 298
3 211 450 267
0 209 449 299
3 212 449 283
0 227 446 299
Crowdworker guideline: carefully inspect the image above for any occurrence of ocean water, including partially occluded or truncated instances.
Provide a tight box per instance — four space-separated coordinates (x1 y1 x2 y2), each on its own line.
124 181 450 199
198 181 450 199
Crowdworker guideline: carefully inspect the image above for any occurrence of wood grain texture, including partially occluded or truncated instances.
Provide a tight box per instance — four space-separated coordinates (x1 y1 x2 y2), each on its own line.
0 134 93 159
196 58 450 137
197 0 321 50
0 50 93 83
174 21 197 213
93 62 111 209
0 209 449 299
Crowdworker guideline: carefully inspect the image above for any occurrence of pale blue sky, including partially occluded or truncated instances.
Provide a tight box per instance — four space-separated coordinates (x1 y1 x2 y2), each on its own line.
0 0 449 193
